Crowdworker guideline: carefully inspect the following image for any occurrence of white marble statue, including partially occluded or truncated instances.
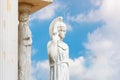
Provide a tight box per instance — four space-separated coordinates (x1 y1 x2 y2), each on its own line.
18 12 32 80
47 17 69 80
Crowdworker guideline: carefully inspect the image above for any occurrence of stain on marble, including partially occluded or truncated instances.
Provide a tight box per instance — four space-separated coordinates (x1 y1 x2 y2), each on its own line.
3 51 6 59
3 20 6 28
7 0 11 11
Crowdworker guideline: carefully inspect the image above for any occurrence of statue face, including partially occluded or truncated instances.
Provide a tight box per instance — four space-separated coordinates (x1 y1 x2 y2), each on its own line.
19 13 29 22
58 26 66 40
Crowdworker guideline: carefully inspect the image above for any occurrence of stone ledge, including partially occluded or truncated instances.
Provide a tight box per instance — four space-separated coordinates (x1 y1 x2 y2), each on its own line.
19 0 53 14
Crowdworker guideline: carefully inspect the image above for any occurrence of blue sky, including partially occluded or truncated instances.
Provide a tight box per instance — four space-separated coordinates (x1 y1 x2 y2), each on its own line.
30 0 120 80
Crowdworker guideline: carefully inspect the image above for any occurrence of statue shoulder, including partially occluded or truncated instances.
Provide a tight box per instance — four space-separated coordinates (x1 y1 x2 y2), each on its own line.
47 40 57 50
58 41 69 50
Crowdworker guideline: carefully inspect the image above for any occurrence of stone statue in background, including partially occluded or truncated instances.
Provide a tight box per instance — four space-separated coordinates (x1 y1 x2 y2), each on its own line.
18 12 32 80
47 17 69 80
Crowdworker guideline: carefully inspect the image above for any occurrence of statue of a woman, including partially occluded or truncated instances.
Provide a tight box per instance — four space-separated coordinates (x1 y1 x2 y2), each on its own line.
18 12 32 80
47 17 69 80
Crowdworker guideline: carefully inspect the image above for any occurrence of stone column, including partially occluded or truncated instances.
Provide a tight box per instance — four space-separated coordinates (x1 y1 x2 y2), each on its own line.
0 0 18 80
18 0 53 80
18 3 32 80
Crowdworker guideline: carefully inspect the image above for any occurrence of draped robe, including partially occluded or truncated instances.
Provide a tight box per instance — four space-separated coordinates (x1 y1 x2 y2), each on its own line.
47 41 69 80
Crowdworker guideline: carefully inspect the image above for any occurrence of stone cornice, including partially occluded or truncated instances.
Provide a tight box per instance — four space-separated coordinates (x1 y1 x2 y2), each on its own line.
19 0 53 14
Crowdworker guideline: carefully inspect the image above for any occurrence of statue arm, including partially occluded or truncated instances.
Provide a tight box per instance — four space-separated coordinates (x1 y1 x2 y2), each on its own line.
47 41 58 66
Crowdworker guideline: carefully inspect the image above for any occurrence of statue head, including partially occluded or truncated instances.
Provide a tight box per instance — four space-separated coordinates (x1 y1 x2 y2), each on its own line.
49 17 67 41
19 12 29 22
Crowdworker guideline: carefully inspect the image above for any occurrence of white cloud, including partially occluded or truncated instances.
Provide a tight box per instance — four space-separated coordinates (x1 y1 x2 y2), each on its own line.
30 2 60 21
68 0 120 24
67 10 102 23
32 48 38 55
31 57 86 80
81 0 120 80
69 57 86 80
99 0 120 23
84 26 120 80
90 0 102 7
66 23 73 31
32 60 50 80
